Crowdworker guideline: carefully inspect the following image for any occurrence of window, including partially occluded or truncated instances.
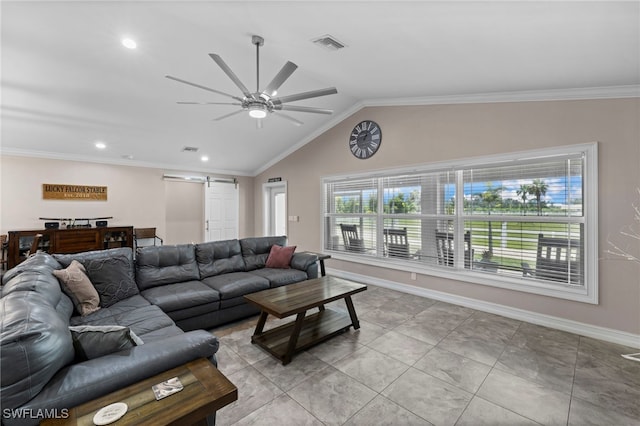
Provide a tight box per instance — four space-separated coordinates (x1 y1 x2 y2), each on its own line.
323 143 598 303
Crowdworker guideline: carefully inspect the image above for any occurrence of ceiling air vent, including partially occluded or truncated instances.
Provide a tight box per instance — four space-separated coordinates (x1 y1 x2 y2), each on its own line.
312 35 346 51
182 146 199 152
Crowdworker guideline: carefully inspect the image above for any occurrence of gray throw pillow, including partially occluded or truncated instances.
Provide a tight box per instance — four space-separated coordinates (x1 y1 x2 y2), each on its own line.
69 325 143 360
53 260 101 316
82 255 139 307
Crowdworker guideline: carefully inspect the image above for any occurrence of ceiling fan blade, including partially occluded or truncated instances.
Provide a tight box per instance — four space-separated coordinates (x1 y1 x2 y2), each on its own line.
165 75 243 101
277 105 333 115
262 61 298 97
273 112 303 126
209 54 253 99
275 87 338 104
212 109 245 121
177 101 242 105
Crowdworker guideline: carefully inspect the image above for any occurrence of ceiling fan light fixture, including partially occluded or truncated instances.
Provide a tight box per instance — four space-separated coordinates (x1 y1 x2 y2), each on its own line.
248 104 267 119
121 37 137 49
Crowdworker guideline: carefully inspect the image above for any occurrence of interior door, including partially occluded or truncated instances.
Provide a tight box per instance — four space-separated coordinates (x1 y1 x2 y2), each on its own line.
204 182 239 242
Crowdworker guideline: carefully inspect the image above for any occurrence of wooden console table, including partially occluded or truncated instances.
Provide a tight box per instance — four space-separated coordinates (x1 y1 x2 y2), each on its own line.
7 226 133 268
41 358 237 426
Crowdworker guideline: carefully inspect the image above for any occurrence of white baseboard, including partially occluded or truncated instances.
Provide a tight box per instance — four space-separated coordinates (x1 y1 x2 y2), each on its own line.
327 268 640 349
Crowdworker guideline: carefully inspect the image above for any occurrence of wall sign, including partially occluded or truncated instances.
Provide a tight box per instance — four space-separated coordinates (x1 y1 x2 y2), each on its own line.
43 184 108 201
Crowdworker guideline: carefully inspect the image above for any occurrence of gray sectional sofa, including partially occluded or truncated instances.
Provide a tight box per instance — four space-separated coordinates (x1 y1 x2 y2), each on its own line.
0 236 318 425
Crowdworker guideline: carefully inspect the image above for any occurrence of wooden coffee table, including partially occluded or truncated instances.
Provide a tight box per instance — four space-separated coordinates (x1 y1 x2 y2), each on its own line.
244 276 367 365
41 358 237 426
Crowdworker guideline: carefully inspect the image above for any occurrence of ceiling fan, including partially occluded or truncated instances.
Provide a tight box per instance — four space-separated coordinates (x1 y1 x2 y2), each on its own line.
166 35 338 126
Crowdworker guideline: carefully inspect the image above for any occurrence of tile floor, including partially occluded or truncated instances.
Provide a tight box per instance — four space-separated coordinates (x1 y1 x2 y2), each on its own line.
212 285 640 426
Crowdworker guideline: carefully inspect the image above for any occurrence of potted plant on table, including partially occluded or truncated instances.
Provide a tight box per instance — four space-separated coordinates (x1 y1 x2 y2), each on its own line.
477 250 499 272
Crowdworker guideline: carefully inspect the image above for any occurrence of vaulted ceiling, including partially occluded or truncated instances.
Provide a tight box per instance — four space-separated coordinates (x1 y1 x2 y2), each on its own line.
2 1 638 176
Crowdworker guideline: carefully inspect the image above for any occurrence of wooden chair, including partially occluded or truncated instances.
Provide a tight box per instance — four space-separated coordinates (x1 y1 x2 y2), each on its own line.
340 224 364 253
133 228 163 250
435 231 472 268
524 233 581 283
27 234 43 257
384 227 410 258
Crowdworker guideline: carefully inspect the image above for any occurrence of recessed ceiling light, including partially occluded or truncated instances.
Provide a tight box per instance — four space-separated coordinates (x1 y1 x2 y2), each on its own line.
201 156 209 162
95 142 106 149
121 38 137 49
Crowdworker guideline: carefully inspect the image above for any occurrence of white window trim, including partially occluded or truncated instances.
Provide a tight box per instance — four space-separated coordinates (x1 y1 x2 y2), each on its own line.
263 181 288 237
322 143 598 304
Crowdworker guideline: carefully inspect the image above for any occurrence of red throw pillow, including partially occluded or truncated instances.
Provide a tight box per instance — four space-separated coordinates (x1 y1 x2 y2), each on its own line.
265 245 297 269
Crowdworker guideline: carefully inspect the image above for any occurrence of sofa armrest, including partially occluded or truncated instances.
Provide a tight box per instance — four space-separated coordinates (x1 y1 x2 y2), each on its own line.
7 331 218 425
291 252 318 278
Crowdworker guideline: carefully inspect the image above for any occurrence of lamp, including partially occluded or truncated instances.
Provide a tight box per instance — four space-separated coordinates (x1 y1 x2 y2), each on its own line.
248 104 267 119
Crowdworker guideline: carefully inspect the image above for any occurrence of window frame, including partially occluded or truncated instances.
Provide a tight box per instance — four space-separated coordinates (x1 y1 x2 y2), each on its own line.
322 143 598 304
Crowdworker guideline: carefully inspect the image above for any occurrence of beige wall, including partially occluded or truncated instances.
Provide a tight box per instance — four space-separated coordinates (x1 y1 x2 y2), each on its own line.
0 156 254 244
254 98 640 335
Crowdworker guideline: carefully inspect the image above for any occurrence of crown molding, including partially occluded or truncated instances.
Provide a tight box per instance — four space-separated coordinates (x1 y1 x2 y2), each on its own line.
363 85 640 107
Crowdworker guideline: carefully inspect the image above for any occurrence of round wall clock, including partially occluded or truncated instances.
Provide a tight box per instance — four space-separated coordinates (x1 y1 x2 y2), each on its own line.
348 120 382 159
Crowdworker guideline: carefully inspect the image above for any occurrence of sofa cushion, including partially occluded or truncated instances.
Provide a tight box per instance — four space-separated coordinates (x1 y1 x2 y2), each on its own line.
53 260 101 316
135 244 199 290
136 325 185 341
69 325 144 361
249 268 309 288
70 295 176 342
219 295 250 309
165 302 221 322
240 236 287 271
265 245 297 268
196 239 245 278
201 272 269 300
141 280 220 313
54 248 139 308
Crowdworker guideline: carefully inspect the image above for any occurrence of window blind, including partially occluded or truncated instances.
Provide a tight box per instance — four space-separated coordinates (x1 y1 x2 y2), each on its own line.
322 144 596 301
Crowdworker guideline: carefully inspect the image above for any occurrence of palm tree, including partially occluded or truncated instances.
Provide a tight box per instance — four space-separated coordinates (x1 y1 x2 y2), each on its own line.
481 183 502 252
528 179 549 216
516 184 530 215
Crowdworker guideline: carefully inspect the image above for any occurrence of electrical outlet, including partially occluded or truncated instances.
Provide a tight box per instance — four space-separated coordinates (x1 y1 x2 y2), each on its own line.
410 272 417 280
